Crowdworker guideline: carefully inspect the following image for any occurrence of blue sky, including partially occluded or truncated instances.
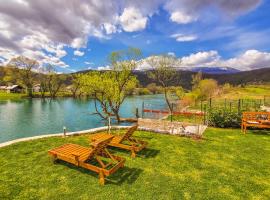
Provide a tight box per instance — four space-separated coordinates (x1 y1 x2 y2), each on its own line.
1 0 270 72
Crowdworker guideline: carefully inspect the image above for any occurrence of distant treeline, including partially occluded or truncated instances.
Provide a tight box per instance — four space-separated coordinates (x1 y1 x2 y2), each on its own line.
74 67 270 89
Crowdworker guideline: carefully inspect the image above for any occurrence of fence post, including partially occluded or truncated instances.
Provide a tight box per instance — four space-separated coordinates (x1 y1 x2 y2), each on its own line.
238 99 241 114
142 102 144 118
230 102 232 113
224 98 227 111
170 103 173 122
200 100 203 113
209 98 212 111
203 104 206 125
135 108 139 118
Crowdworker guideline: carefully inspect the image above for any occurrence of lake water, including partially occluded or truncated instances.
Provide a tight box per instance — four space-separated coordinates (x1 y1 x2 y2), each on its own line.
0 95 166 143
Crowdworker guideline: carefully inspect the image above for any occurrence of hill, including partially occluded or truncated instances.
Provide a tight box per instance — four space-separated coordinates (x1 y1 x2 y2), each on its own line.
1 66 270 89
132 68 270 89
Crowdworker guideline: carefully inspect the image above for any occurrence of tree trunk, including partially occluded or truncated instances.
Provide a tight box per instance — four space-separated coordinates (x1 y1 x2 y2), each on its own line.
27 87 33 97
164 88 173 113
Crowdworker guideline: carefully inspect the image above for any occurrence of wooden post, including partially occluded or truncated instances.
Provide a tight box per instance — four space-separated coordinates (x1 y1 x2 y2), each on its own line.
108 116 111 134
238 99 241 114
224 98 227 111
142 102 144 118
135 108 139 118
230 102 232 113
170 103 173 122
209 98 212 111
203 104 206 125
200 100 203 113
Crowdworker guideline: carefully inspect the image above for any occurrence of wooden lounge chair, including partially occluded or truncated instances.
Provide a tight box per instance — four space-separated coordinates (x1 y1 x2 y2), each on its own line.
48 135 125 185
91 125 147 158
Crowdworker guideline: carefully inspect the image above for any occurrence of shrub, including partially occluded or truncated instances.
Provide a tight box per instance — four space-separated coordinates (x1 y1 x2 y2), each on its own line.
208 109 241 128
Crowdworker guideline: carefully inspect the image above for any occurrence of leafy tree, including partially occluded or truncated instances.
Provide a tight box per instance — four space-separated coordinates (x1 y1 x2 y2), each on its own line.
8 56 39 97
197 79 218 100
174 86 185 100
80 48 141 123
1 67 17 85
46 64 66 98
146 83 162 94
147 55 180 113
70 73 83 97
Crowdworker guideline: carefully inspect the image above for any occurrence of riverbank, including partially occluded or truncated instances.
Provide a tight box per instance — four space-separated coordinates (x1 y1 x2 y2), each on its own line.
0 126 131 148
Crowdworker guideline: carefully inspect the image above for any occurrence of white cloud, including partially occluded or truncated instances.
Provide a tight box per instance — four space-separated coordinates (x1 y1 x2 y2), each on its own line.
165 0 261 24
221 50 270 71
84 61 94 65
71 38 87 49
97 65 111 71
74 50 84 56
168 52 176 57
181 51 220 67
136 49 270 71
171 33 197 42
170 11 196 24
103 23 118 34
119 7 147 32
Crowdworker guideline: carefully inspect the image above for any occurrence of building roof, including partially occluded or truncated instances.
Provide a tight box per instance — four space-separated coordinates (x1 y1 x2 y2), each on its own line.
6 85 23 90
0 86 7 89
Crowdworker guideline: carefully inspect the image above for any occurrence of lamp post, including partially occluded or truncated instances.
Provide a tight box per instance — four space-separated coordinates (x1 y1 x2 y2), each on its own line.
63 126 67 137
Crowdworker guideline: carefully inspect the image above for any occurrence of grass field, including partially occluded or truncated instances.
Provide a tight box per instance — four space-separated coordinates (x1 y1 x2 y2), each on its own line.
0 128 269 200
220 84 270 100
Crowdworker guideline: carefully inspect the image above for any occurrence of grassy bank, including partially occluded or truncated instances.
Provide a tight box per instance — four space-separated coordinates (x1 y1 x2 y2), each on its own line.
0 128 269 199
0 92 73 100
0 92 27 100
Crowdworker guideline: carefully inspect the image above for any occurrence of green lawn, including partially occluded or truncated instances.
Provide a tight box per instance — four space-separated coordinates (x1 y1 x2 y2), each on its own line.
0 128 269 199
0 92 26 100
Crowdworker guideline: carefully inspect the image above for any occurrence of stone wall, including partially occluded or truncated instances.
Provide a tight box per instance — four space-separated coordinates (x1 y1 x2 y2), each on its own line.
138 118 207 137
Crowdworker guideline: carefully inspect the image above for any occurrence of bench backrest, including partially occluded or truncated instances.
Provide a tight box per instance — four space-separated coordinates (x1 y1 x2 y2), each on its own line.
242 112 270 121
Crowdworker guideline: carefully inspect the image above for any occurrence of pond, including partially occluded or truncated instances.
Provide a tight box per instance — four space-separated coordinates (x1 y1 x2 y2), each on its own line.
0 95 166 143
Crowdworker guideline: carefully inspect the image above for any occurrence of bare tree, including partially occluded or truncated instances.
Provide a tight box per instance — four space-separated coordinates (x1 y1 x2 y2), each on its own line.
147 55 180 113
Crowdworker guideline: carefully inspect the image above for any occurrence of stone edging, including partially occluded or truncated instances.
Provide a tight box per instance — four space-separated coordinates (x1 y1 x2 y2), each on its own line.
0 126 132 148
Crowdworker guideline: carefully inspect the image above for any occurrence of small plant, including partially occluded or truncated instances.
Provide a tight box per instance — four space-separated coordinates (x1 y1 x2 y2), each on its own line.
208 109 241 128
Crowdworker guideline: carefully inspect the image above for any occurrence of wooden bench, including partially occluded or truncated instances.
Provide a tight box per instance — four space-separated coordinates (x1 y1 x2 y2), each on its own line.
48 135 125 185
241 112 270 134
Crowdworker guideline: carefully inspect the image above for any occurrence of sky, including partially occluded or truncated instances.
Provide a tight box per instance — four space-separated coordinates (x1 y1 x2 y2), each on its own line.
0 0 270 72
